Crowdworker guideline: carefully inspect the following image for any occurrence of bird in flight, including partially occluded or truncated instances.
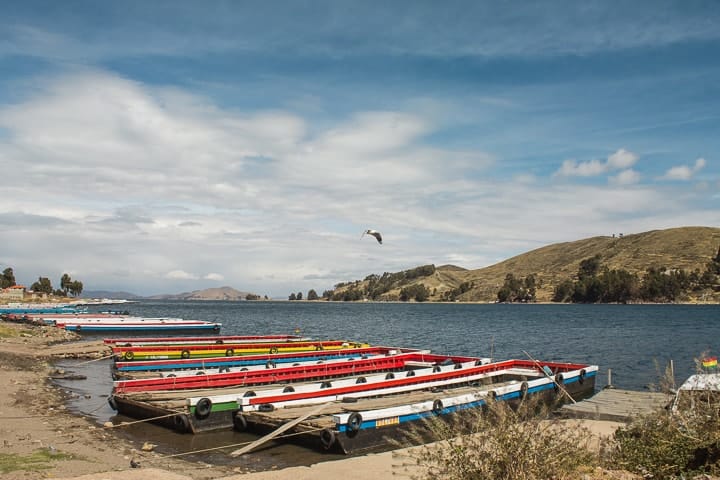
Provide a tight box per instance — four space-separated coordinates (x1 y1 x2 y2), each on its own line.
362 229 382 244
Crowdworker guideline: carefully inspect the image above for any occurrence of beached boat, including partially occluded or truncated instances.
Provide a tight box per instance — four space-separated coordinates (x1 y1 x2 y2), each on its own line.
0 303 82 315
105 334 308 347
234 359 597 454
111 346 420 379
64 319 221 333
112 350 467 394
112 339 368 361
108 355 597 454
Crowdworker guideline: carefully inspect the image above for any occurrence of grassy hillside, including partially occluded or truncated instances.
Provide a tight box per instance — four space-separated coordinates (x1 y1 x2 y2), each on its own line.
329 226 720 303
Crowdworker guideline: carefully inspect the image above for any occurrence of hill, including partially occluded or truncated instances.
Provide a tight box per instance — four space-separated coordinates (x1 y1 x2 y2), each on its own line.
147 286 262 301
329 226 720 303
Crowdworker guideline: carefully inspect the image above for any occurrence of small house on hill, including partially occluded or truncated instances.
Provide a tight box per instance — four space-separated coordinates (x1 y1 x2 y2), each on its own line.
0 285 26 301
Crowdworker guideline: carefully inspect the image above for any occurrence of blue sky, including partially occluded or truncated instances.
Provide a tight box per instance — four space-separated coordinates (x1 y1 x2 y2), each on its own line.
1 1 719 297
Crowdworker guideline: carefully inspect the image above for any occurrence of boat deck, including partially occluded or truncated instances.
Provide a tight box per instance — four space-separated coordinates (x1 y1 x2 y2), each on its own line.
243 382 505 430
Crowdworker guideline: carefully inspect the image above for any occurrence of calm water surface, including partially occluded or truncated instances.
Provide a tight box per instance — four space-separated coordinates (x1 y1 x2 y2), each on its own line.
54 301 720 469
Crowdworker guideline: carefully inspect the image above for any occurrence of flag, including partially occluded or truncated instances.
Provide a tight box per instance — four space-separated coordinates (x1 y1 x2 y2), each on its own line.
702 356 718 368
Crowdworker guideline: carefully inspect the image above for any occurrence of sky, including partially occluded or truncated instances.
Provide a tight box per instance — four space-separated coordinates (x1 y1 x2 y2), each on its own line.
1 1 719 298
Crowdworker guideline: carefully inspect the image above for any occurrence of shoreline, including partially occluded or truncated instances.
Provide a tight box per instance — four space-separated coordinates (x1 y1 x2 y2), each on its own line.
1 320 633 479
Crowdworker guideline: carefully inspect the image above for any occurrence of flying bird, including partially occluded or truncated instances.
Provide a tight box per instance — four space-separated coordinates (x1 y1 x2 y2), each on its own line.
361 229 382 244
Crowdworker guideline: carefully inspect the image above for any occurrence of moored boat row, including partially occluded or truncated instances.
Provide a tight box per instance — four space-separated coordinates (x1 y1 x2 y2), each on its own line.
103 330 597 454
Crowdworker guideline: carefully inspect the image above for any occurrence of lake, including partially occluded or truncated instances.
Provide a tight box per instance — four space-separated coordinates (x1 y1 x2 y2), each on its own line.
120 300 719 389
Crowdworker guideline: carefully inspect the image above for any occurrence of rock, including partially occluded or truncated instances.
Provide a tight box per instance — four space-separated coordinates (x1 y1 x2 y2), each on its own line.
141 442 156 452
103 421 114 429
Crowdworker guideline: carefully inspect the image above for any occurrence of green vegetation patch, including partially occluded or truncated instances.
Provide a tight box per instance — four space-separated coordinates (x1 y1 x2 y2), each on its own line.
0 449 75 474
0 324 21 338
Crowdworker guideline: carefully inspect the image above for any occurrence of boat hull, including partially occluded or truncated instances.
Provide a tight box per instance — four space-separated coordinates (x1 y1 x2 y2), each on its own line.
330 371 596 454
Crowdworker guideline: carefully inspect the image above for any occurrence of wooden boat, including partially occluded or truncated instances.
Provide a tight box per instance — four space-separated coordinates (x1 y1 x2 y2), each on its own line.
232 360 597 454
0 304 81 315
112 351 469 394
105 334 308 347
112 346 420 379
112 339 369 361
108 356 596 451
109 351 486 430
63 318 222 333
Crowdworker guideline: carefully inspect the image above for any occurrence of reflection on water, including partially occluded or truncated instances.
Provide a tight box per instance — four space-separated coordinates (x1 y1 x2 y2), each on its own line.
53 301 720 469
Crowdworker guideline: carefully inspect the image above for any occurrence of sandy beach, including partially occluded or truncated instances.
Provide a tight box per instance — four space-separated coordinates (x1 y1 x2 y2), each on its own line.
1 320 635 480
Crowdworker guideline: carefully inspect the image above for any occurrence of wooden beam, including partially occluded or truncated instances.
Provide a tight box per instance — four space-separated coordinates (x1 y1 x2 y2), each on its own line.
230 401 334 456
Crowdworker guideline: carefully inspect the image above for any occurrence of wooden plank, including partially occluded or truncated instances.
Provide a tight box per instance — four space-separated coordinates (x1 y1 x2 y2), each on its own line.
230 401 334 456
560 388 671 422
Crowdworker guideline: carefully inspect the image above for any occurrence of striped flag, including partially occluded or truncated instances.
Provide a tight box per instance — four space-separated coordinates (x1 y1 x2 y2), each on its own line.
702 356 718 368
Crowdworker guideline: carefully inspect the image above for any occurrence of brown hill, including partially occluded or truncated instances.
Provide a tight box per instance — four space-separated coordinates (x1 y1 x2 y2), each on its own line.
330 226 720 302
149 286 262 301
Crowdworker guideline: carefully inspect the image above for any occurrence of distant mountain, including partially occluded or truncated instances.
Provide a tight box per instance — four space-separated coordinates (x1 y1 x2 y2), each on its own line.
148 286 262 301
330 226 720 303
82 290 143 300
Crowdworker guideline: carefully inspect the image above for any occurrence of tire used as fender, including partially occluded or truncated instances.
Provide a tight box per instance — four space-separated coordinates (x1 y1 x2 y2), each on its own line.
519 381 529 399
174 415 190 432
107 395 118 411
180 349 190 359
432 399 444 414
320 428 336 450
346 412 363 433
195 397 212 419
233 412 247 431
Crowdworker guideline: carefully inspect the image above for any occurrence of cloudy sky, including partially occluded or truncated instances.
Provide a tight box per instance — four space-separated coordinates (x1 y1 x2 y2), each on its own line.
1 1 719 297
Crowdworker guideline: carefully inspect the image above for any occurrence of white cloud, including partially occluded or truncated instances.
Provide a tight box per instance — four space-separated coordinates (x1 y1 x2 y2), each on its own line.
609 169 641 185
204 273 224 281
660 157 706 181
607 149 639 170
555 149 639 178
165 270 198 280
556 158 607 177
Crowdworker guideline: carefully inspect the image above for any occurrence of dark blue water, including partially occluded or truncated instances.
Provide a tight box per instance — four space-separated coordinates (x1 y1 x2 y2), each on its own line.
106 301 719 390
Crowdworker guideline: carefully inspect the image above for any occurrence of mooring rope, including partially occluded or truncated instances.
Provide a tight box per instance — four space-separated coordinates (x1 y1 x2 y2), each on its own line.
103 412 181 428
70 352 116 365
155 425 327 459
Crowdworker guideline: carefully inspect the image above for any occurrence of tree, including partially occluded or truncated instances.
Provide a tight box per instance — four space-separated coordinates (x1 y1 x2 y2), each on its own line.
552 279 574 302
578 255 602 279
307 289 319 300
60 273 72 295
68 280 83 297
296 291 303 301
1 267 16 288
288 293 297 301
31 277 53 294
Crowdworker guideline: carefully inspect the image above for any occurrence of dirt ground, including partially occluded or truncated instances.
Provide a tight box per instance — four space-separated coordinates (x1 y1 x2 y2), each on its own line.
0 320 642 480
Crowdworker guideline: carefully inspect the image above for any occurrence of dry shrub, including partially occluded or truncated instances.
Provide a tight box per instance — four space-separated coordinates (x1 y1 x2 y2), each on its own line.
604 358 720 479
395 396 598 480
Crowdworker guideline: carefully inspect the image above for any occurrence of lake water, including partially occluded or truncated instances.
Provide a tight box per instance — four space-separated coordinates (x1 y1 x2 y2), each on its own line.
54 301 720 470
119 301 719 389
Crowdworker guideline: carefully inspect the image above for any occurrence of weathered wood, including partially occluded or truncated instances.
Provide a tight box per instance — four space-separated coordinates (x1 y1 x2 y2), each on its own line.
230 401 334 456
560 388 671 422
